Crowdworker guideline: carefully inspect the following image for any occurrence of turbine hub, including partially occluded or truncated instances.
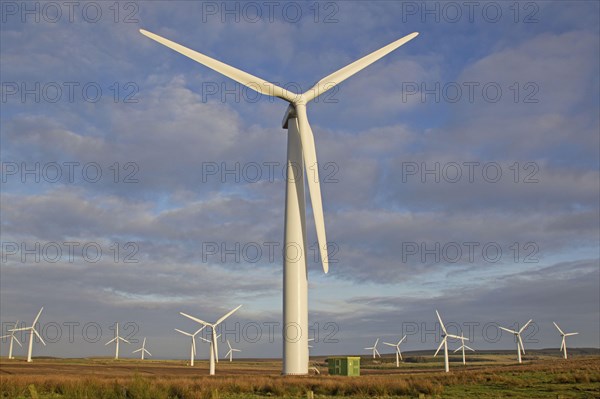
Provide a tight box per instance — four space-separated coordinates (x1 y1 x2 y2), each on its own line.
281 104 297 129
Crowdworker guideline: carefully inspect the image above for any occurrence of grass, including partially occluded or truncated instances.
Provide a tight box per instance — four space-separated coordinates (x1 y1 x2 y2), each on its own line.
1 355 599 398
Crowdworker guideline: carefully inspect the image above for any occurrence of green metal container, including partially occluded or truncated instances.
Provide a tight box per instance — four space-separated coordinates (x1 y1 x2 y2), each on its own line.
327 356 360 376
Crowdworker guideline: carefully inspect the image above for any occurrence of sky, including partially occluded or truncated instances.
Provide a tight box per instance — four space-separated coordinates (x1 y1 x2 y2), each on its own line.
1 1 599 360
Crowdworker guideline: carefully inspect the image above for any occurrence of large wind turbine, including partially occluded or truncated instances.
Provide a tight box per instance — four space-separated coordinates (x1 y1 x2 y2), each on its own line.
499 319 532 364
139 28 419 375
553 322 579 359
175 326 205 366
434 310 462 372
384 335 407 367
180 305 242 375
9 308 45 362
364 338 381 359
105 323 129 360
132 337 152 360
453 333 474 365
1 321 22 359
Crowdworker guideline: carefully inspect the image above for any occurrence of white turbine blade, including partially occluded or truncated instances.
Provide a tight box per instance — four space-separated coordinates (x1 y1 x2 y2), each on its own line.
294 105 329 273
383 342 396 347
374 348 380 357
374 338 379 347
132 348 142 353
8 327 30 332
446 334 462 340
212 329 219 362
227 340 232 350
518 335 525 354
553 322 564 335
399 335 407 344
0 335 9 339
106 337 117 345
32 307 44 326
192 337 197 356
499 326 518 334
119 337 130 344
364 347 372 350
144 349 152 356
435 310 447 334
175 328 193 337
139 29 297 102
565 332 579 336
193 326 206 336
465 345 475 352
216 305 243 325
519 319 533 334
434 338 446 357
198 336 211 343
232 349 241 352
303 32 419 102
453 346 461 353
33 328 46 346
560 338 565 351
180 312 211 327
13 335 22 347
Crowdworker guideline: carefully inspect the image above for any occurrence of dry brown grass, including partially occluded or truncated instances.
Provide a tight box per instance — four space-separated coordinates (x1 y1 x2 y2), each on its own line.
1 355 599 398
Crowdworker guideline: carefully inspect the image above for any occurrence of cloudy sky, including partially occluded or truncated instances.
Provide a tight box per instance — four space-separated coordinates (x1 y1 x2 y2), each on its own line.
1 1 598 360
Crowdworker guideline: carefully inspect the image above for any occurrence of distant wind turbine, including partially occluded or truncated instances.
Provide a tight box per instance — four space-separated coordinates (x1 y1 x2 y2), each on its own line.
139 27 419 375
9 308 45 363
434 310 462 372
553 322 579 359
105 323 129 360
132 337 152 360
453 333 474 365
225 339 241 362
365 338 381 359
175 326 205 366
181 305 242 375
1 321 22 360
384 335 407 367
499 319 532 364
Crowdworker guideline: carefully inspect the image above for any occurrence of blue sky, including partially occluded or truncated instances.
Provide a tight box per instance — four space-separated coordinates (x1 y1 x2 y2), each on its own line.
1 1 599 360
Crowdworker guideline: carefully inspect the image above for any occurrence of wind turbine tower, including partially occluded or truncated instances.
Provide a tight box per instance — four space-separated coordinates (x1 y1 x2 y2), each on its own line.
139 28 419 375
434 310 462 372
553 322 579 359
181 305 242 375
1 321 22 360
453 333 474 365
105 323 130 360
384 335 407 367
9 308 46 363
132 337 152 360
499 319 532 364
175 327 205 366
